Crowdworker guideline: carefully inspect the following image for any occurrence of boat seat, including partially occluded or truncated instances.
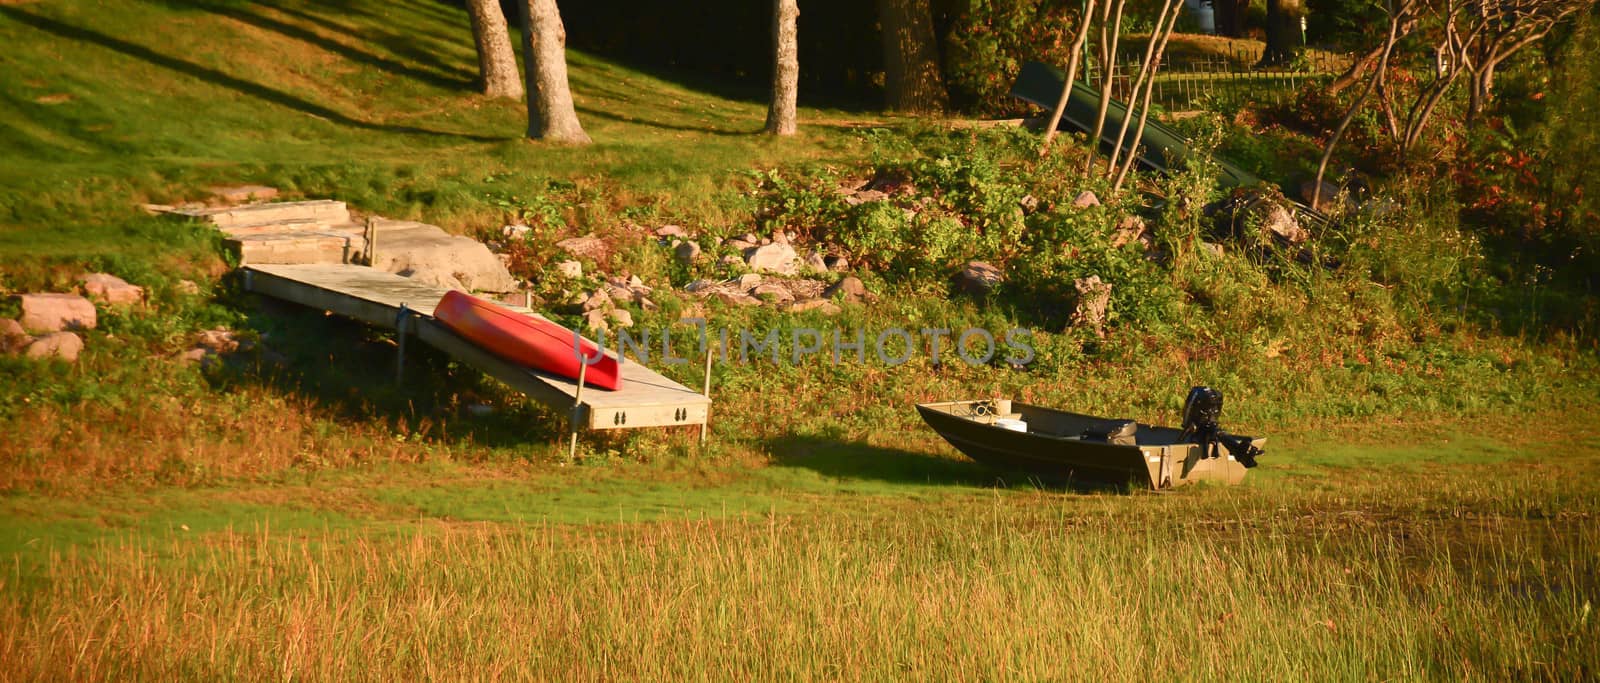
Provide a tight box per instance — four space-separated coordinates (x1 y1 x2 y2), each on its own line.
1080 420 1138 446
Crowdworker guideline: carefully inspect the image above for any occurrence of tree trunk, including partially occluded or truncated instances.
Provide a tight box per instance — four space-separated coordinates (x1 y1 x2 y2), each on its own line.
518 0 590 143
765 0 800 135
1313 0 1407 210
466 0 523 99
1041 0 1098 152
1211 0 1249 38
879 0 947 113
1259 0 1305 67
1085 0 1127 173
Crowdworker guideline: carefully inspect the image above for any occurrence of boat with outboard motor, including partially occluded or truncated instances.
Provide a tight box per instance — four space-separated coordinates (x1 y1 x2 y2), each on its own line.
915 387 1264 489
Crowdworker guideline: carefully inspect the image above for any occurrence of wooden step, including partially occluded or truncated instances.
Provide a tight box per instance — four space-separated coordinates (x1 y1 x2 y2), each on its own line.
183 200 350 228
225 230 368 265
218 219 364 238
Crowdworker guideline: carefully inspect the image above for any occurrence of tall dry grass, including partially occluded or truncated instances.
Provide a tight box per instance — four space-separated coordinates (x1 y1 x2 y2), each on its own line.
2 494 1594 681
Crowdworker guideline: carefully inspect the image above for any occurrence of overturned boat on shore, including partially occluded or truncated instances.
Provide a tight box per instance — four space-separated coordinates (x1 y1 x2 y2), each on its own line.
916 388 1264 489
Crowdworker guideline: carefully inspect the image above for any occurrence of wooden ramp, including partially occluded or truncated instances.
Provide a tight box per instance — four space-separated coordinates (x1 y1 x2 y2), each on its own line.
242 263 711 432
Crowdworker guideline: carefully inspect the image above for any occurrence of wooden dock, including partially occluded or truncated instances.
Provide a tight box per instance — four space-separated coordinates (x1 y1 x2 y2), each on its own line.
242 263 711 433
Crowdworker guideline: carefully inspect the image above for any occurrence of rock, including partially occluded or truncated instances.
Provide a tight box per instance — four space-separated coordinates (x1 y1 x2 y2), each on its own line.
581 289 612 312
639 297 659 312
606 308 634 328
0 319 30 354
627 275 646 289
751 283 795 304
954 262 1003 297
555 236 608 261
19 293 96 333
1299 180 1341 211
175 280 201 296
745 242 800 275
79 273 144 306
717 255 745 271
1072 191 1100 209
772 231 790 245
804 252 829 275
173 347 210 363
1111 216 1153 250
1020 194 1040 214
555 260 584 279
1205 192 1309 247
723 237 757 252
1201 241 1226 258
825 255 850 272
603 282 635 302
864 169 914 195
685 279 718 293
837 178 871 195
655 224 688 238
675 240 703 263
785 299 842 315
502 224 532 239
196 329 241 355
1258 203 1309 245
24 332 83 362
370 219 519 293
1070 276 1112 338
208 185 279 204
844 189 889 206
583 309 609 332
739 233 760 244
735 273 764 291
715 291 762 307
823 276 868 304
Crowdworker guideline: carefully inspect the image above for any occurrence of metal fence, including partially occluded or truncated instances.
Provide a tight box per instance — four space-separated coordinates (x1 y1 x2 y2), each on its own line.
1081 46 1351 112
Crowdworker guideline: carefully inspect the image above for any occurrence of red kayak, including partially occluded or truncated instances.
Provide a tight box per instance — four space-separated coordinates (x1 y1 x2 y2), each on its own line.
432 290 621 391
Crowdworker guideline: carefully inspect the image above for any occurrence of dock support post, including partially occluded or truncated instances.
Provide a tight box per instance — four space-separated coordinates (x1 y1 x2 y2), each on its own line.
700 342 714 444
365 217 378 266
394 303 410 385
568 361 588 459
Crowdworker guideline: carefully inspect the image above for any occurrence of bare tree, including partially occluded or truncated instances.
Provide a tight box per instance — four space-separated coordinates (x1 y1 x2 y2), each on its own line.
880 0 948 113
466 0 523 99
1461 0 1589 122
1327 13 1420 94
1313 0 1417 208
1110 0 1186 191
765 0 800 135
1041 0 1100 152
1085 0 1128 173
518 0 590 143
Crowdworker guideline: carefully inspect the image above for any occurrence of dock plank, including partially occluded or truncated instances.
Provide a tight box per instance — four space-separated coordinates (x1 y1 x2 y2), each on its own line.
243 263 710 431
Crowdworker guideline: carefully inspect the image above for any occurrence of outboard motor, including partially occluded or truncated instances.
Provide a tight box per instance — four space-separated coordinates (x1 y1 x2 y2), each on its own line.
1180 386 1263 468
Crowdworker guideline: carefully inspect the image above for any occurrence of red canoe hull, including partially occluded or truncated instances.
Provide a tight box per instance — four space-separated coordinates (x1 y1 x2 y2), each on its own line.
432 290 621 391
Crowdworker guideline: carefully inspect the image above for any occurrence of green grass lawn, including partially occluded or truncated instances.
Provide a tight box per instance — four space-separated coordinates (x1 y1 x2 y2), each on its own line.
2 0 1598 679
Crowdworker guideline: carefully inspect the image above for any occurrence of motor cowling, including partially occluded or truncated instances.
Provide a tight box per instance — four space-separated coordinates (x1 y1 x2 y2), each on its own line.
1181 386 1224 435
1180 386 1262 468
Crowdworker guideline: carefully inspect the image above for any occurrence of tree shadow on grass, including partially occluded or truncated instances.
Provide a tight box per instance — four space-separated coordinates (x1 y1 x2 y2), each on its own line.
574 105 758 137
763 434 1134 494
223 0 478 92
0 6 508 143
